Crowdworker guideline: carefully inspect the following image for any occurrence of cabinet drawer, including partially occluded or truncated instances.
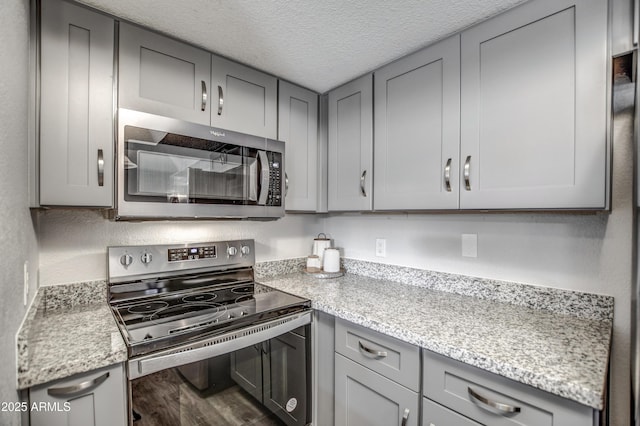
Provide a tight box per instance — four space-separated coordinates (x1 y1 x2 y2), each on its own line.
29 363 126 426
423 351 596 426
335 318 419 391
422 398 481 426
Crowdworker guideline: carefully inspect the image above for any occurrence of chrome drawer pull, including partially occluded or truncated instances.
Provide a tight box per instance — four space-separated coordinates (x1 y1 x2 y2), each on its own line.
360 170 367 197
201 80 207 111
444 158 452 192
400 408 410 426
468 387 521 415
97 149 104 187
358 341 387 358
463 156 471 191
47 372 110 397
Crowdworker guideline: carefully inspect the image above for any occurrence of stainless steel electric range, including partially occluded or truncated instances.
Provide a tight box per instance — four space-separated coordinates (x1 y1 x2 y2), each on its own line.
108 239 311 426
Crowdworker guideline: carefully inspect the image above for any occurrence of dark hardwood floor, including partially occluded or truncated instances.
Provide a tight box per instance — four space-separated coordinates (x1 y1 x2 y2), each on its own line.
131 368 285 426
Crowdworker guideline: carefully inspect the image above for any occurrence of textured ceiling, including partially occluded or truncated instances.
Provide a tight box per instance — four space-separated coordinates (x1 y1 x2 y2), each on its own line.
75 0 529 93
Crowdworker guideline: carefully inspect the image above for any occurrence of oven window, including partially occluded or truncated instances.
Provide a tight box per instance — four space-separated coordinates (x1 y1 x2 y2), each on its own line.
123 125 258 205
130 327 309 426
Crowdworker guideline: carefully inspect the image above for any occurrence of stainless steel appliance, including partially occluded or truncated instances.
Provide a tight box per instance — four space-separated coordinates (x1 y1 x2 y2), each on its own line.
115 109 285 220
108 239 311 426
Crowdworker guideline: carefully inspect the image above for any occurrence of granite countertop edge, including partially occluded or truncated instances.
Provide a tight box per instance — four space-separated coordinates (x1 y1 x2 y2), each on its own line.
16 282 128 390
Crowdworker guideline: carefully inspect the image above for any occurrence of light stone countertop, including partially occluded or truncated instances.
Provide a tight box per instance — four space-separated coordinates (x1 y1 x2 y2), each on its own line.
258 270 612 410
17 281 127 390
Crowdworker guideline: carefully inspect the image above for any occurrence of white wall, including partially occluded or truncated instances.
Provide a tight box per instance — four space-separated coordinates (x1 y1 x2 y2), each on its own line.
0 0 39 424
37 210 322 285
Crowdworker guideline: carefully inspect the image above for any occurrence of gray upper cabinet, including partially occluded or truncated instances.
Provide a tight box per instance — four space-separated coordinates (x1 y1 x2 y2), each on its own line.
39 0 114 207
328 75 373 211
374 35 460 211
29 363 126 426
119 22 211 125
459 0 608 210
211 55 278 139
278 81 319 211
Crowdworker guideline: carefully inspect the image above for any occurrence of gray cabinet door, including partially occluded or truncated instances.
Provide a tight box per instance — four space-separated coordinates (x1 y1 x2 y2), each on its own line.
39 0 114 207
460 0 607 209
230 344 263 401
278 81 319 211
335 353 418 426
211 55 278 139
423 398 481 426
264 329 308 426
328 75 373 211
374 35 460 210
29 363 126 426
119 22 211 125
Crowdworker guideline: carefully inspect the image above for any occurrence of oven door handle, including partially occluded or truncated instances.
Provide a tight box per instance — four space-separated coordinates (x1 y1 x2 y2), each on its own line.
257 150 270 205
129 311 311 380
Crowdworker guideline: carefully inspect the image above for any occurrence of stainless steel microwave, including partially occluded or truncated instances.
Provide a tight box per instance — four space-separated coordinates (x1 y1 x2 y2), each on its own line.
115 109 285 220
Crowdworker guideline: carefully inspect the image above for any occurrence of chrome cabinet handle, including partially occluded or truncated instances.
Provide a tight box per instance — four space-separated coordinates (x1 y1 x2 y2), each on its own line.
97 149 104 187
358 341 387 358
463 155 471 191
48 372 109 397
444 158 452 192
360 170 367 197
468 387 521 415
217 85 224 115
201 80 207 111
285 172 289 196
400 408 410 426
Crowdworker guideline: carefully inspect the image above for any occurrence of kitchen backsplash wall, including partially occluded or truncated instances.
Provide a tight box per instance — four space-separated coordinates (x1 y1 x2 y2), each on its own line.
36 209 323 286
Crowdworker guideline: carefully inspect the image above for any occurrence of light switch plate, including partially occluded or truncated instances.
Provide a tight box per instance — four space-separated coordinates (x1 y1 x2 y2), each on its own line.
462 234 478 258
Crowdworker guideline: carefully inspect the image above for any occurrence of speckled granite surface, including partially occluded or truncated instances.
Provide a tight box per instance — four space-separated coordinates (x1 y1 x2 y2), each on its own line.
259 270 612 410
257 258 613 321
17 281 127 390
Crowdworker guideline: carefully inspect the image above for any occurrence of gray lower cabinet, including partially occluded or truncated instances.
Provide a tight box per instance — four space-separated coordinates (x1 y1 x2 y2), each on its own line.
335 354 419 426
230 344 263 400
423 350 598 426
278 81 320 211
328 74 373 211
29 363 126 426
39 0 114 207
422 398 481 426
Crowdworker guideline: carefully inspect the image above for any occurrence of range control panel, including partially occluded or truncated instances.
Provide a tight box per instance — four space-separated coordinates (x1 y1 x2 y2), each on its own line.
168 245 217 262
108 239 255 284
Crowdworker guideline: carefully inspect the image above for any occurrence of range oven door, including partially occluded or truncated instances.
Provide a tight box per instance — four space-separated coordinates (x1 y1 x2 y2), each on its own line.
126 312 311 426
116 108 285 219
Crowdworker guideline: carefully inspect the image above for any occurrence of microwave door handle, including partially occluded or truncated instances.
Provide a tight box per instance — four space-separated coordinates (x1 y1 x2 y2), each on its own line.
257 151 270 205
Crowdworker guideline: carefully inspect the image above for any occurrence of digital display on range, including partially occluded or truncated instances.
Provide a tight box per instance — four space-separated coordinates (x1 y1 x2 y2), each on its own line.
168 246 217 262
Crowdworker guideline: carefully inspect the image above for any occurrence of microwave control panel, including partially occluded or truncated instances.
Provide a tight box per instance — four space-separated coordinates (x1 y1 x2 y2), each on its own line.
267 152 283 206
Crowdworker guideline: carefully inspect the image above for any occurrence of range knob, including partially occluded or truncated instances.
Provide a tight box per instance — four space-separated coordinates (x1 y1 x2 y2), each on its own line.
120 254 133 267
227 246 238 256
141 252 153 264
241 245 251 256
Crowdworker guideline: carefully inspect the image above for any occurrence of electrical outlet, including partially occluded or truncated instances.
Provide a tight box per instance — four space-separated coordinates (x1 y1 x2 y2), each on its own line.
23 261 29 306
462 234 478 258
375 239 386 257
